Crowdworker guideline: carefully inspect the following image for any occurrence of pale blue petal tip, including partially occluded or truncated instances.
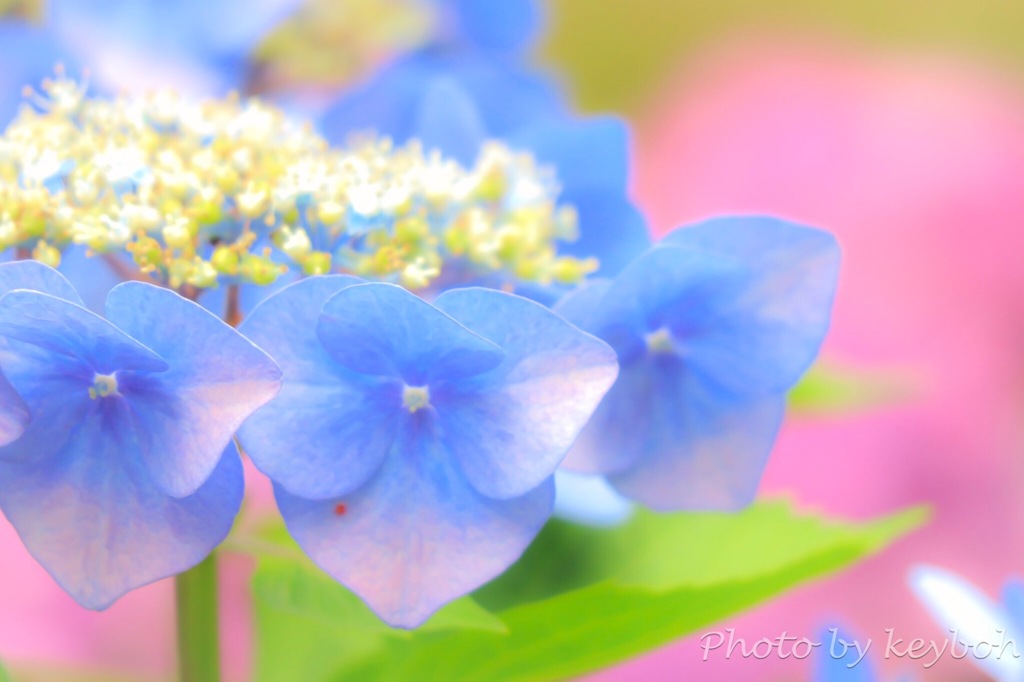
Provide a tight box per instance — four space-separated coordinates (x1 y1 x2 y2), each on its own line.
553 470 633 527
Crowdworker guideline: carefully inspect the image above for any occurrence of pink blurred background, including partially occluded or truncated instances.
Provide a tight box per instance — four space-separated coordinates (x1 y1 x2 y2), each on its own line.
3 2 1024 681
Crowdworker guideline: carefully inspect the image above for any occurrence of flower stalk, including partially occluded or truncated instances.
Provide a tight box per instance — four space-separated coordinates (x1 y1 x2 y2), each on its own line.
175 554 221 682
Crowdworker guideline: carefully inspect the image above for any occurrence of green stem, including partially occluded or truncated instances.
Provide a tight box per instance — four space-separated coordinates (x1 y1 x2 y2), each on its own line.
175 554 221 682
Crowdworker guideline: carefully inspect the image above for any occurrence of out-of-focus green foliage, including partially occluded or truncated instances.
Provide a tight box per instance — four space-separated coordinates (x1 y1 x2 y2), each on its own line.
253 0 432 90
790 364 914 416
0 0 40 20
539 0 1024 113
250 501 925 682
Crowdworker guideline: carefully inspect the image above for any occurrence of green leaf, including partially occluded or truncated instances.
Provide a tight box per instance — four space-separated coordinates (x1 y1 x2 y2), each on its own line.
254 554 506 636
0 660 10 682
251 501 925 682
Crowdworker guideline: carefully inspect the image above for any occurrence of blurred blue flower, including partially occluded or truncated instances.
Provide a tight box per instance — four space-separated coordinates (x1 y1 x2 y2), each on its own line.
553 470 633 527
508 115 652 278
436 0 542 55
0 261 281 608
238 276 618 627
320 52 566 158
42 0 300 95
0 0 301 120
0 20 76 126
555 216 840 511
910 565 1024 682
321 0 554 142
813 626 880 682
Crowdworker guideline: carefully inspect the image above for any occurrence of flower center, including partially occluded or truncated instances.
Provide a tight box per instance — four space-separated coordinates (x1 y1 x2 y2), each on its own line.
3 74 596 292
402 385 430 413
644 328 676 355
88 373 119 400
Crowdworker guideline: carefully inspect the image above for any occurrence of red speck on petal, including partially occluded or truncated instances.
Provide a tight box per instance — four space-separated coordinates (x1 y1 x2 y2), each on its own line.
334 503 347 516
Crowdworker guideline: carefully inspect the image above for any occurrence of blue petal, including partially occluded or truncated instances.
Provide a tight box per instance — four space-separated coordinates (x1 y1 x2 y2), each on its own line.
238 276 402 500
558 189 651 276
47 0 298 80
0 335 94 464
910 565 1024 682
813 626 877 682
556 245 743 362
660 215 841 394
0 372 28 447
319 58 427 144
317 283 504 384
1003 579 1024 643
565 353 785 511
443 58 566 138
319 54 565 146
553 470 633 527
0 22 75 127
0 290 168 374
413 78 487 166
563 227 836 396
550 278 613 329
510 116 630 193
275 415 554 628
182 0 302 55
45 0 243 94
0 425 244 610
56 247 125 312
0 260 84 304
104 282 282 497
432 288 618 499
449 0 541 53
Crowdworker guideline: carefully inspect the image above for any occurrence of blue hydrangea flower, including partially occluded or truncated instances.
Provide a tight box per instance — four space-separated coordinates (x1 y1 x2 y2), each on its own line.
0 261 282 608
0 0 300 106
813 626 881 682
910 565 1024 682
555 216 840 511
320 0 556 144
320 53 565 160
508 115 651 278
436 0 542 55
45 0 301 94
238 276 618 627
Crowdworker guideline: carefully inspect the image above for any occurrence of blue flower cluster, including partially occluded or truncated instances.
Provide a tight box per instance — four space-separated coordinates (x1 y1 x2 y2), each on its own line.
0 0 841 629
